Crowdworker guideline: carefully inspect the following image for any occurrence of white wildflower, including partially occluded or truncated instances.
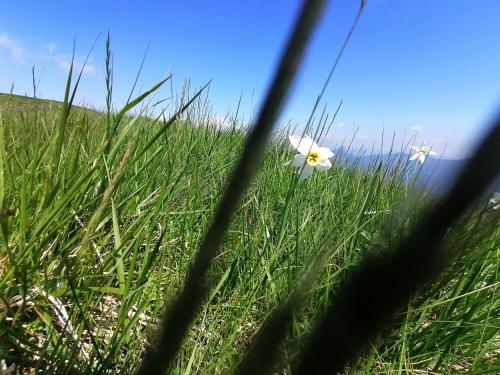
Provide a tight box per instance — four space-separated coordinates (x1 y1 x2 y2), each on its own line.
488 192 500 210
410 143 437 164
285 135 334 179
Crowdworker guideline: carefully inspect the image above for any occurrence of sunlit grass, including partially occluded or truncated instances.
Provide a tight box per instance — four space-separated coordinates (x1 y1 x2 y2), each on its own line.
0 64 498 374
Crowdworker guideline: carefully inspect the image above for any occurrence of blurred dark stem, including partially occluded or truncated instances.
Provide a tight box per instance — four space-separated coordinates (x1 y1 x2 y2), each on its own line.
136 1 327 374
234 3 366 373
295 113 500 374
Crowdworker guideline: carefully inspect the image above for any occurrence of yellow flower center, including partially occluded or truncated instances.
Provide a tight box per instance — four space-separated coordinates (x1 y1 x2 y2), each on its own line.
307 151 320 166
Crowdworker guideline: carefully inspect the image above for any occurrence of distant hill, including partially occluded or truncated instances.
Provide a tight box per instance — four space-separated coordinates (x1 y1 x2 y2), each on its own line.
0 92 62 112
408 157 464 193
336 150 500 195
0 92 98 116
420 156 500 194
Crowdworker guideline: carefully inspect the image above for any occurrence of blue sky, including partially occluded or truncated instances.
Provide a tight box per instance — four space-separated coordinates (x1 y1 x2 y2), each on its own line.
1 0 499 158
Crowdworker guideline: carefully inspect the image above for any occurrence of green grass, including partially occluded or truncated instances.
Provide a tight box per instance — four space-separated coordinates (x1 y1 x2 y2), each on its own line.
0 81 498 375
0 92 97 116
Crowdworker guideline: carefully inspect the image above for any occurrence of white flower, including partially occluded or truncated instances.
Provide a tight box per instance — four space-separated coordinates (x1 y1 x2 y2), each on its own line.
285 135 334 179
488 192 500 210
409 143 438 164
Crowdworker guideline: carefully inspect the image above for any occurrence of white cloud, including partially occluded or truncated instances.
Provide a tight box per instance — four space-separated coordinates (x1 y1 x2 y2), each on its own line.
410 125 423 131
0 33 27 61
45 42 57 55
324 133 347 142
356 134 377 141
83 64 96 74
56 58 96 74
0 78 14 92
213 115 235 131
43 42 96 75
0 32 96 75
57 60 71 71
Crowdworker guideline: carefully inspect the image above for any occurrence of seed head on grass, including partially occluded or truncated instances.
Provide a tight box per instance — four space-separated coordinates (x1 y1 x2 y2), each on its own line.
285 134 334 179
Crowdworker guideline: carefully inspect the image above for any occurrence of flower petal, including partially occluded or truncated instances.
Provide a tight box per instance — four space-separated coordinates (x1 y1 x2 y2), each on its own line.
429 150 438 156
318 146 334 159
288 135 302 151
289 135 318 155
418 154 426 164
409 153 419 161
316 158 332 171
298 164 314 179
289 153 307 167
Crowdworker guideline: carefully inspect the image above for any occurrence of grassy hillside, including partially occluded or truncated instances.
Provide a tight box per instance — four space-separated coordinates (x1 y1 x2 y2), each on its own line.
0 89 498 374
0 93 68 113
0 92 57 108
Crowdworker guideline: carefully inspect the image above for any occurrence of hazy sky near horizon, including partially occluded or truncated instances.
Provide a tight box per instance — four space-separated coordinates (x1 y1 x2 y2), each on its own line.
1 1 499 158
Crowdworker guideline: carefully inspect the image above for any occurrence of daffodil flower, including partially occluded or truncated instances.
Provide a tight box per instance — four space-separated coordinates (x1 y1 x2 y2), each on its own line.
285 135 334 179
409 143 437 164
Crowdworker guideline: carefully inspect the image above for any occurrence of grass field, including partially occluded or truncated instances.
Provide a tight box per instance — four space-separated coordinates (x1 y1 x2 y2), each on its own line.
0 71 498 374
